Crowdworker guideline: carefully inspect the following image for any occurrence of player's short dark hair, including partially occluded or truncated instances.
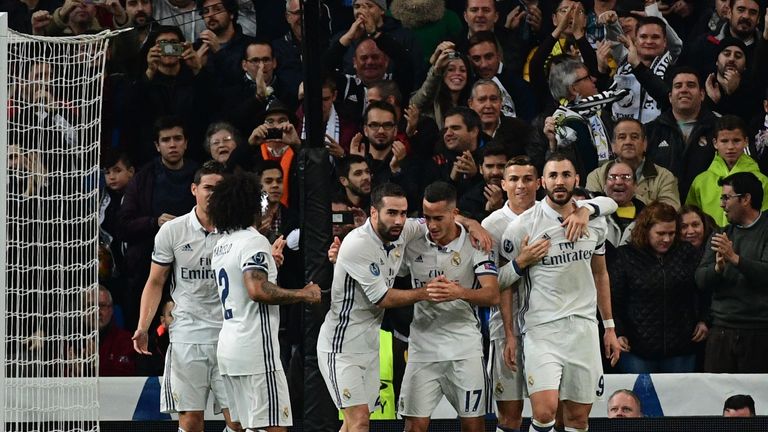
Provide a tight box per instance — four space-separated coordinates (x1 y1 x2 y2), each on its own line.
719 172 763 210
714 115 748 139
467 30 498 52
368 80 403 109
723 394 756 416
444 106 481 133
424 181 457 206
258 160 283 177
543 152 576 174
154 115 186 141
636 16 667 38
465 0 496 11
613 117 646 140
208 172 262 233
364 100 397 124
371 183 406 211
193 160 227 185
505 155 538 177
337 155 368 179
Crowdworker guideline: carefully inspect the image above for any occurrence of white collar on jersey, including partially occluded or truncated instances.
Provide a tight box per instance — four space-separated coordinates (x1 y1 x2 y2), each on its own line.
425 223 466 253
189 206 218 234
541 198 576 223
502 201 521 221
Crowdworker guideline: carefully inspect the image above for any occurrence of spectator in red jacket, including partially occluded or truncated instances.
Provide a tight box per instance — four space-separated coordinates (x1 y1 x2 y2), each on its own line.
99 286 136 376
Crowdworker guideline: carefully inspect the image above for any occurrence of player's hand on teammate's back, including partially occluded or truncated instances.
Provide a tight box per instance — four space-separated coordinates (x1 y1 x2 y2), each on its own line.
502 336 517 371
603 329 622 366
302 282 322 304
561 205 590 242
425 275 464 302
327 236 341 264
131 329 151 355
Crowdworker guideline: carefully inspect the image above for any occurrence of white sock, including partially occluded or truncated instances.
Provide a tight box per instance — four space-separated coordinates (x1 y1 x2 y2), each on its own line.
564 427 588 432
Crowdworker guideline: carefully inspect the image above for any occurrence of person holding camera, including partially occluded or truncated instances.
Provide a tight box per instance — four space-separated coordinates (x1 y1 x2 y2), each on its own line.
247 100 302 208
126 25 213 165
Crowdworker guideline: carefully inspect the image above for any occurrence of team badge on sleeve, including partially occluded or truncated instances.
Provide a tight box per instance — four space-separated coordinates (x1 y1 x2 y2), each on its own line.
503 239 514 254
244 251 269 272
369 262 380 276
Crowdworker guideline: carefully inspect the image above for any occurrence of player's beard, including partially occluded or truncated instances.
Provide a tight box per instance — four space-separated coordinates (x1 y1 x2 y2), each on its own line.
376 219 402 243
544 185 574 206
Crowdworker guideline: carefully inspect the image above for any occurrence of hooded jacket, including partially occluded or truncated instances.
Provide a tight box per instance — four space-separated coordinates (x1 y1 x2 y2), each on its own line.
685 153 768 227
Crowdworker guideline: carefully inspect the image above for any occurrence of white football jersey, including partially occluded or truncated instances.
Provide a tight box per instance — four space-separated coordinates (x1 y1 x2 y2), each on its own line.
482 202 521 342
404 224 497 362
501 200 607 334
151 208 222 344
211 227 281 375
317 218 426 354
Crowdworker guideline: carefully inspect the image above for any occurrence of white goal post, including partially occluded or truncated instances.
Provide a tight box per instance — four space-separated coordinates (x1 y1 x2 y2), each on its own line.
0 14 126 432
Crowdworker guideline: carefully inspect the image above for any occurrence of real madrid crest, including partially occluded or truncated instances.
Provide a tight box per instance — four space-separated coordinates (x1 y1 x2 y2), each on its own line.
495 382 504 395
343 388 352 400
451 252 461 266
394 249 401 258
528 375 535 387
283 406 290 418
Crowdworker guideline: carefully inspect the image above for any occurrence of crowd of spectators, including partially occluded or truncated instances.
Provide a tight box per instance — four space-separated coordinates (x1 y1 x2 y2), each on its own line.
4 0 767 412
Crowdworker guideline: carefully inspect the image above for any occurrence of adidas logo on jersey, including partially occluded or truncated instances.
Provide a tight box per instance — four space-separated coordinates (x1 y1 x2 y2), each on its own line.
181 243 193 252
415 255 423 263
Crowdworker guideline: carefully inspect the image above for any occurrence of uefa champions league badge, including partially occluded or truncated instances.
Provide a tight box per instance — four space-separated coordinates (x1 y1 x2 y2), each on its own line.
369 263 380 276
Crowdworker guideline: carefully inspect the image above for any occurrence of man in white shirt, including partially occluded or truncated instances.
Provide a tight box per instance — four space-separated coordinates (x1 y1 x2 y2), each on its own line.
483 156 617 432
500 154 622 432
132 161 239 432
207 172 321 432
398 181 499 432
318 182 492 432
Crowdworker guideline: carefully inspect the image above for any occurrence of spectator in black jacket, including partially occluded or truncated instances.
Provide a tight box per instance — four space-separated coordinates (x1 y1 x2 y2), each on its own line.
645 67 717 198
127 25 213 165
194 0 255 88
118 116 198 329
610 201 709 373
458 144 508 221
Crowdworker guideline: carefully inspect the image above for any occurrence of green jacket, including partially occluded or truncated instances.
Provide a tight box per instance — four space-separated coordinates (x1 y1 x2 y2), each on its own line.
686 154 768 227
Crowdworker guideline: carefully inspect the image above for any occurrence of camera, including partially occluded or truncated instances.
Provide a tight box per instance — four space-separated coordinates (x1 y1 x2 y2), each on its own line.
159 40 184 57
447 51 462 60
265 128 283 140
331 211 355 225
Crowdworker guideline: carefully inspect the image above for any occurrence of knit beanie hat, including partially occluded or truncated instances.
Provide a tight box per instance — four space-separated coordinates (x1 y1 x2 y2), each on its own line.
354 0 387 11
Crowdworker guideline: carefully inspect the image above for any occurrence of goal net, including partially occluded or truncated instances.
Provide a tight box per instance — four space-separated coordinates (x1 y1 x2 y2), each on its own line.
0 16 121 432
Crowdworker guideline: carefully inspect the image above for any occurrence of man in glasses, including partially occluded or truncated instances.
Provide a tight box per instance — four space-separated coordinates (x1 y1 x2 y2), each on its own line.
602 161 644 256
349 101 409 190
195 0 255 86
586 118 680 208
696 171 768 373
